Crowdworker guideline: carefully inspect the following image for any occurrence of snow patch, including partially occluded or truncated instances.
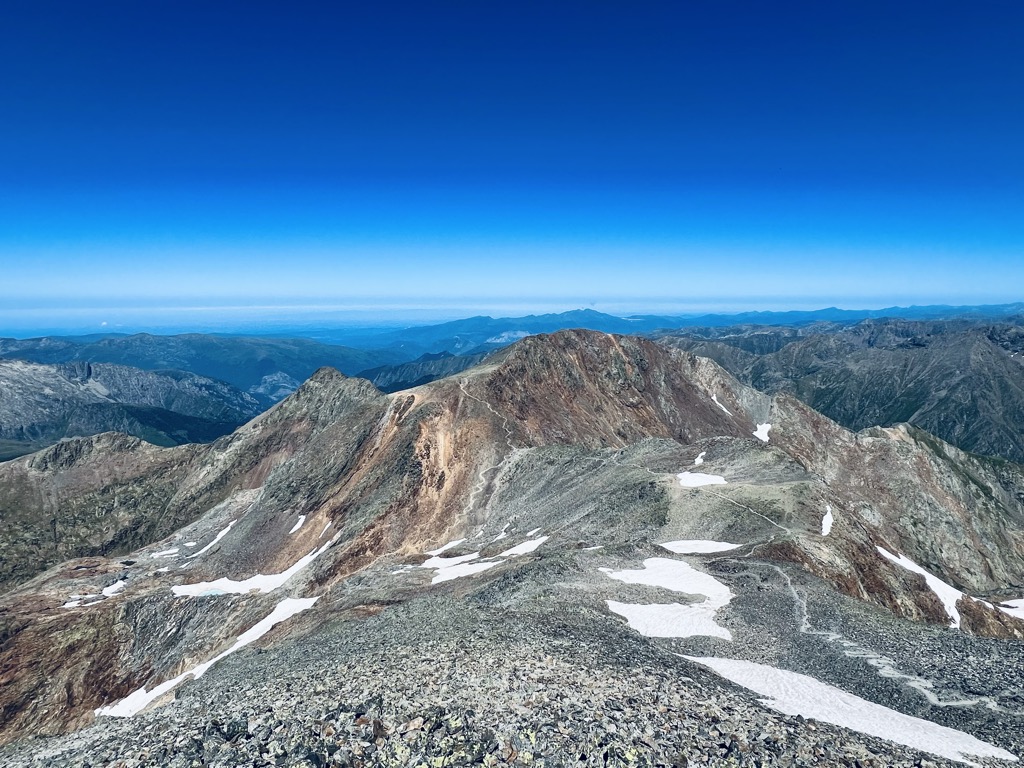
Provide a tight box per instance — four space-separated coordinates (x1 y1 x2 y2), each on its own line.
151 548 179 558
601 558 733 607
608 601 732 640
711 393 732 415
999 598 1024 621
677 471 727 488
319 522 331 538
492 523 511 542
418 551 501 584
173 540 334 597
660 540 739 555
187 519 237 559
821 505 834 536
753 423 772 442
602 558 734 640
102 580 126 598
425 538 466 556
693 451 706 466
526 527 542 537
96 597 318 718
288 515 306 534
684 656 1017 765
499 536 549 557
877 547 963 628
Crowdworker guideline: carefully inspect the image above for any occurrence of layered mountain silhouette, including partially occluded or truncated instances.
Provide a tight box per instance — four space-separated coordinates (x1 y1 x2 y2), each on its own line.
0 333 404 405
1 330 1022 765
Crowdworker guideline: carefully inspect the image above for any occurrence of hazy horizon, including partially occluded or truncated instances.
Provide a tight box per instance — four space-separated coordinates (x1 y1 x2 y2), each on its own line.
3 3 1022 330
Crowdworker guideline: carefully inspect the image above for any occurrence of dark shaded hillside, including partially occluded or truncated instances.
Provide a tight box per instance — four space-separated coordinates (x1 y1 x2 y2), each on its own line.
357 351 487 392
659 319 1024 462
0 359 263 459
0 333 405 404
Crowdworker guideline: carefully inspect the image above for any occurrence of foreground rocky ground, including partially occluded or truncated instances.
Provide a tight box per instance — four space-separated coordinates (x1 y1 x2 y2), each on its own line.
4 545 1021 768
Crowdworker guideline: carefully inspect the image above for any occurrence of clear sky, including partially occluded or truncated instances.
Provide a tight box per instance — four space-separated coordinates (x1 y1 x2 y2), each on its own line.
2 1 1023 327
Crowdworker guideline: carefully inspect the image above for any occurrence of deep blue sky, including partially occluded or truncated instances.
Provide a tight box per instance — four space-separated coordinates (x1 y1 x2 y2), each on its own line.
2 1 1023 329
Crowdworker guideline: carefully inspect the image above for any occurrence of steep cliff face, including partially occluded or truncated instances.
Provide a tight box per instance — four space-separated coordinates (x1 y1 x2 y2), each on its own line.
1 331 1023 761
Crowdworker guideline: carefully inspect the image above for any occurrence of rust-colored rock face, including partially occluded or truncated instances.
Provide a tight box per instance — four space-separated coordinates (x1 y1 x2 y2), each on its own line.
1 330 1023 751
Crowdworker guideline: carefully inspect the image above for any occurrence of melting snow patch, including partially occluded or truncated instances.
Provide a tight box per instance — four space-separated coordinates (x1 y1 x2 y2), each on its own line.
601 558 733 607
425 538 466 556
999 598 1024 621
184 542 197 548
711 393 732 415
608 601 732 640
677 471 727 488
684 656 1018 765
753 423 772 442
319 522 331 538
492 523 511 542
173 540 334 597
187 520 237 559
155 567 170 573
499 536 549 557
418 551 501 584
288 515 306 534
102 580 126 598
877 547 962 629
582 545 604 551
821 505 834 536
526 527 542 537
151 548 179 558
96 597 318 718
693 451 706 466
660 540 739 555
602 558 734 640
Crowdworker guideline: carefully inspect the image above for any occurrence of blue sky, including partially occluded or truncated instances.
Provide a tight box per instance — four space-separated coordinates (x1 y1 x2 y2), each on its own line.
2 1 1023 328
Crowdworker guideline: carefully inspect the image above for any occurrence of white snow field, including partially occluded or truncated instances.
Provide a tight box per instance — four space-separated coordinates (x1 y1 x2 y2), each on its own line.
877 546 964 628
753 423 772 442
288 515 306 534
1000 598 1024 620
821 505 834 536
96 597 319 718
602 558 734 640
693 451 706 465
425 538 466 556
684 656 1017 765
418 551 501 584
659 540 739 554
677 471 727 488
499 535 549 557
187 519 237 559
172 539 334 597
607 601 732 640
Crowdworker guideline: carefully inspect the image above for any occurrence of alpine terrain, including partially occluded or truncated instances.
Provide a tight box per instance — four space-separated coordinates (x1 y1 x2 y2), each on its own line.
1 330 1023 767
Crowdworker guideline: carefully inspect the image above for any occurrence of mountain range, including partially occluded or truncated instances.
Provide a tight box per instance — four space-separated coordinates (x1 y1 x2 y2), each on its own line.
0 359 263 461
659 319 1024 463
1 330 1022 766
